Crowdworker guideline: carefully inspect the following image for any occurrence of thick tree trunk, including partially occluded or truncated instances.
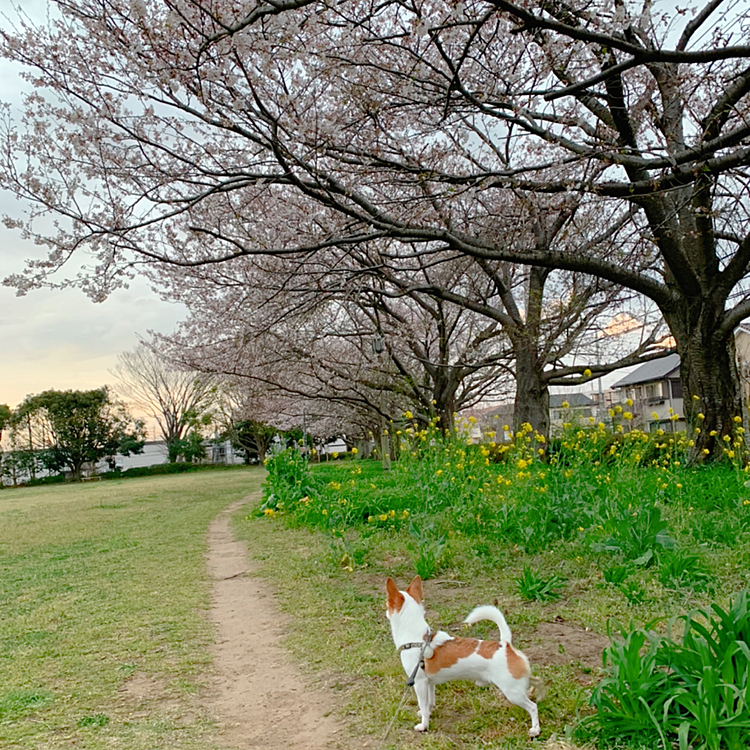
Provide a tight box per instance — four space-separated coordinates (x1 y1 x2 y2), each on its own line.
514 346 550 439
665 305 746 462
435 398 456 436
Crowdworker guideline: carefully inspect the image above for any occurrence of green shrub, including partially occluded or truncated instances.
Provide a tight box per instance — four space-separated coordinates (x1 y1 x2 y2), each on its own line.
103 462 230 479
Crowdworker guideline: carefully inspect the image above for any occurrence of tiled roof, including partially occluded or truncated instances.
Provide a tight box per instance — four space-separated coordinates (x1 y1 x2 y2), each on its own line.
612 353 680 388
550 393 594 407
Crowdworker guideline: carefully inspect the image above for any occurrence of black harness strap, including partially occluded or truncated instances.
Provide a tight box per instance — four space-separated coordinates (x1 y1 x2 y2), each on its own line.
398 628 432 687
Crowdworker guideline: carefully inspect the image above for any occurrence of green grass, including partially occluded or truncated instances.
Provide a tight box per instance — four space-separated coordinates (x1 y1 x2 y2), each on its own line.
0 468 263 750
250 421 750 749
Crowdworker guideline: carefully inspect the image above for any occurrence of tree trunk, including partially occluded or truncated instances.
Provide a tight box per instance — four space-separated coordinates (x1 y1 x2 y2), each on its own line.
435 399 456 436
514 346 550 440
665 305 746 462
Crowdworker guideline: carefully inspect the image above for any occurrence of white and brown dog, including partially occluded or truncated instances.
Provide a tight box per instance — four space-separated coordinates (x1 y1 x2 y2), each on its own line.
386 575 541 736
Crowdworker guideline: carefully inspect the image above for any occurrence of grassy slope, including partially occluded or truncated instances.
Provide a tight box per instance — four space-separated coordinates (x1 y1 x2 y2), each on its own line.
0 468 263 750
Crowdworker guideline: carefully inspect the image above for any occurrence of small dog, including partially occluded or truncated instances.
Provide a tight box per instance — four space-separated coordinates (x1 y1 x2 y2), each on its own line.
386 575 541 736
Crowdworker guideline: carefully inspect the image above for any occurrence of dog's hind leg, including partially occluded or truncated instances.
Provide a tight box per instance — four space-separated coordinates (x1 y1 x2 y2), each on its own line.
498 683 541 738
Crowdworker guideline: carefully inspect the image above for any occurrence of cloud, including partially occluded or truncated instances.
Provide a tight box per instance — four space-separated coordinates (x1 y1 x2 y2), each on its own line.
1 279 186 408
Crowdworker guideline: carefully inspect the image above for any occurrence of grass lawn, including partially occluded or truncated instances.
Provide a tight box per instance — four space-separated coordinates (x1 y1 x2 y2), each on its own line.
0 468 263 750
238 487 597 750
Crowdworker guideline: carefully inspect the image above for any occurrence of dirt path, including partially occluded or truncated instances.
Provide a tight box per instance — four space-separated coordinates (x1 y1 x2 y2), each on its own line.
205 498 348 750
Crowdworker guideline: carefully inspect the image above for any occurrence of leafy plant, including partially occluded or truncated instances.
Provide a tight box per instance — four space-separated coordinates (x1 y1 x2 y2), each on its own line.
602 563 631 586
516 566 566 602
261 447 315 512
408 520 447 579
593 502 676 566
658 549 714 592
578 590 750 749
618 579 647 606
330 533 369 571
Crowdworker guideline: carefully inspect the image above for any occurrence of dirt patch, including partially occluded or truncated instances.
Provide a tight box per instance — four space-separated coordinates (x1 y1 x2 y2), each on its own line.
522 618 610 683
205 498 348 750
118 673 171 703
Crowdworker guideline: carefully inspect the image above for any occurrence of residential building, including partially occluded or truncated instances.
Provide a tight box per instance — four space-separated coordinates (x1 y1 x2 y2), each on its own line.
611 353 684 431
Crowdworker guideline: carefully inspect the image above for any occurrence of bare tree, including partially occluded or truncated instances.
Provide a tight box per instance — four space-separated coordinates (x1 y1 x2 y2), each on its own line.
112 345 217 462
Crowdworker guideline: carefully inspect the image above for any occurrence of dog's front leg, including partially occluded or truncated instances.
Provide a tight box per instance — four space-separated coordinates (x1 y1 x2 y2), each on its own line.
413 674 432 731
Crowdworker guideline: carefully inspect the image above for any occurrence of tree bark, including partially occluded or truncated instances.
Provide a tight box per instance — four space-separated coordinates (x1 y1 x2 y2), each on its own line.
665 302 745 461
514 344 550 439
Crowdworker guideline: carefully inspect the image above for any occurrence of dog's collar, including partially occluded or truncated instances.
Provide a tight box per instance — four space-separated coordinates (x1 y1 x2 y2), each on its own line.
398 627 433 653
398 641 425 652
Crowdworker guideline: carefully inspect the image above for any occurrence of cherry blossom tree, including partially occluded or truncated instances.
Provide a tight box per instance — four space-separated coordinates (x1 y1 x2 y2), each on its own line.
1 0 749 457
160 254 515 435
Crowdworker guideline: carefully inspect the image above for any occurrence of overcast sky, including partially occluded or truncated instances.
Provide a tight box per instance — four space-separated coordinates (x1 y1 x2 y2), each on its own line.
0 27 186 413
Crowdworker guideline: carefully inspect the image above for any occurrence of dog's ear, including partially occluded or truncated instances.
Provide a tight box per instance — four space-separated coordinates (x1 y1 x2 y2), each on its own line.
406 575 423 604
386 577 405 612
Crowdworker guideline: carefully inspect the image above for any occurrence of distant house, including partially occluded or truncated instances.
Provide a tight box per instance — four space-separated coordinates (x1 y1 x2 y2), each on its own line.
612 353 683 431
550 393 594 432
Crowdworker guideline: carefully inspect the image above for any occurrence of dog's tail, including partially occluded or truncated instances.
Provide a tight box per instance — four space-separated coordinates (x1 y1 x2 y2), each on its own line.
464 605 513 644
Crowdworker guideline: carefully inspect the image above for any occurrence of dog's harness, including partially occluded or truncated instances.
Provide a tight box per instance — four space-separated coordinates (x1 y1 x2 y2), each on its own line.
398 627 432 686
